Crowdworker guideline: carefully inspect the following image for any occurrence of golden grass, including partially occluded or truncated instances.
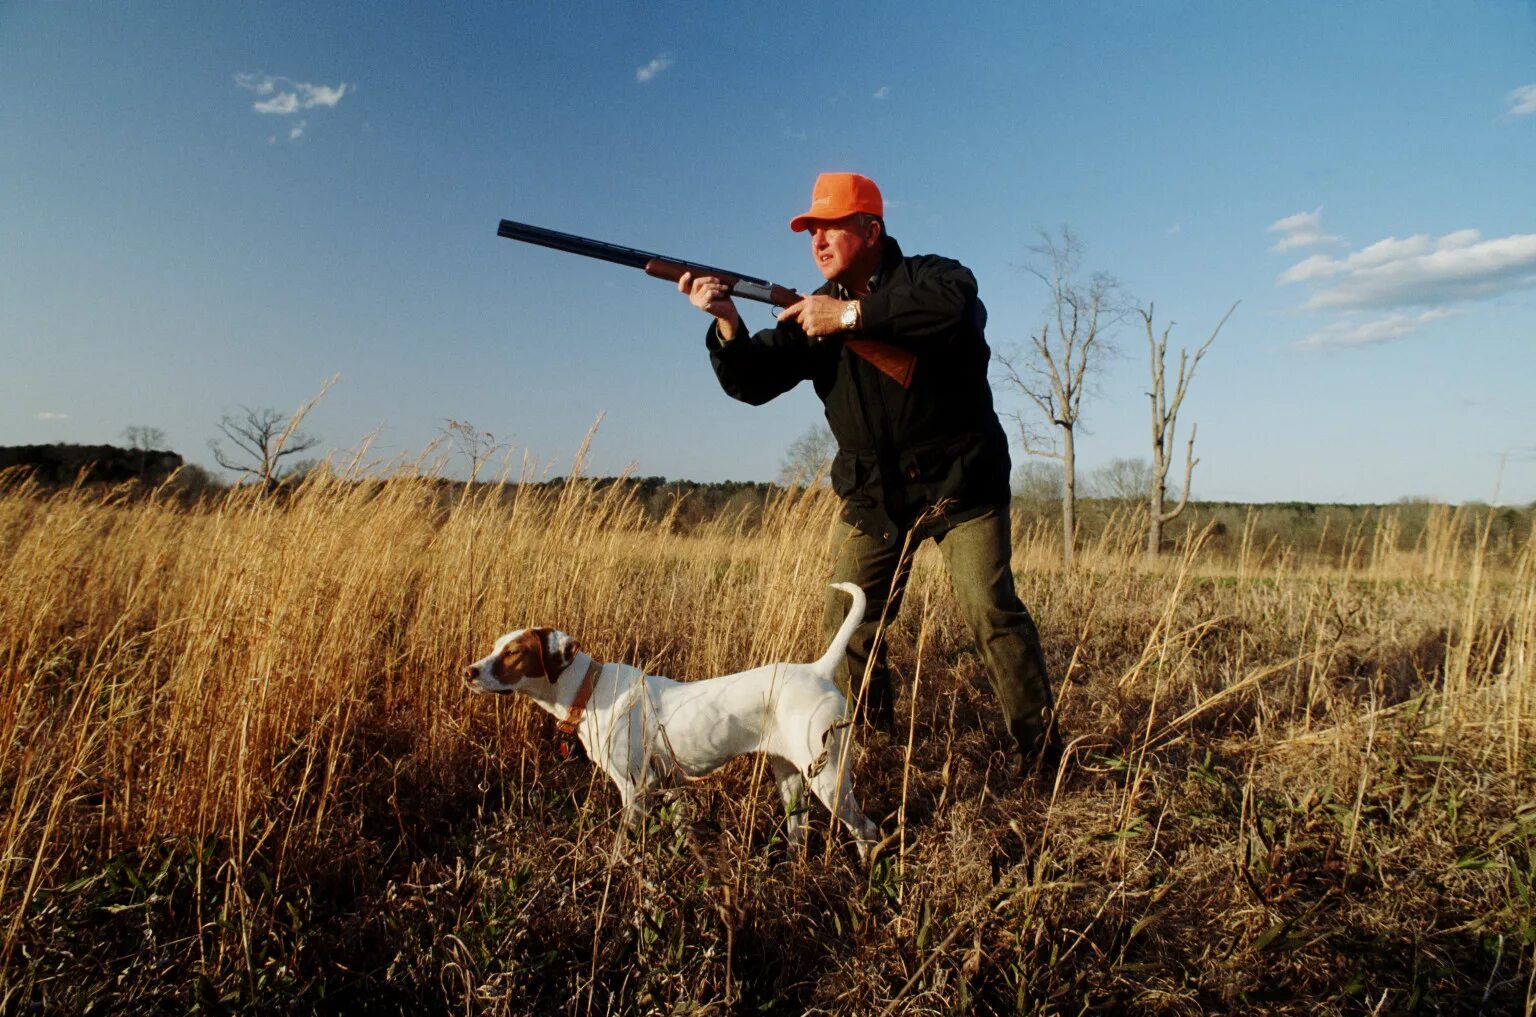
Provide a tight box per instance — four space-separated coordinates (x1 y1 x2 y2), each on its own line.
1 456 1532 1015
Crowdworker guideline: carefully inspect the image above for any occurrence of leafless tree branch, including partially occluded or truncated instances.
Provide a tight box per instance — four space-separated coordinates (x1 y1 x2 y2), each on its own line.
1144 303 1235 556
997 227 1123 568
208 377 336 491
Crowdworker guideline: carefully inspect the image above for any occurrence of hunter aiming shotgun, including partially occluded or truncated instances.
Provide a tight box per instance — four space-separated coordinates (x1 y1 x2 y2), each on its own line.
495 218 916 386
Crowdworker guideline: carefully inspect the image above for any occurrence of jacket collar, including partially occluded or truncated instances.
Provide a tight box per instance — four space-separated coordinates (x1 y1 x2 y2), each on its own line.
833 236 903 299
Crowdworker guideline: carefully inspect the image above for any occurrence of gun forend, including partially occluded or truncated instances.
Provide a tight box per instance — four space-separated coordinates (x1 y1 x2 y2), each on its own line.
642 259 800 309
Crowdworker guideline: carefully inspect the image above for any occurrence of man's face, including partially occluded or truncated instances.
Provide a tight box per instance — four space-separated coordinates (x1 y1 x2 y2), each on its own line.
807 215 882 286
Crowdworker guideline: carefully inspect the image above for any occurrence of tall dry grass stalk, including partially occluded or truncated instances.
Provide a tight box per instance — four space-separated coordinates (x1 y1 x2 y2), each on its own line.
1 452 1532 1014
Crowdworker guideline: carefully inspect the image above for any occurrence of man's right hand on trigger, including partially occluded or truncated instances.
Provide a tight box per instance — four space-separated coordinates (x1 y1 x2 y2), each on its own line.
680 272 742 341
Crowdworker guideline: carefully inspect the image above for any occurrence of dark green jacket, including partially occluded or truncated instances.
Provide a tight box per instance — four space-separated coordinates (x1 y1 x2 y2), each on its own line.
707 237 1011 544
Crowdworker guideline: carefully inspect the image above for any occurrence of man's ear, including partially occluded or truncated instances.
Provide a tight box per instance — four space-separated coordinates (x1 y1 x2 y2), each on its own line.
529 628 580 682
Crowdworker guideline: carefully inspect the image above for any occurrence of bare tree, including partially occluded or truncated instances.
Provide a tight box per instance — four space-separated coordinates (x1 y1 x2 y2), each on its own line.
997 227 1121 569
1087 457 1158 503
441 419 507 480
121 425 168 451
778 424 837 487
1143 301 1235 557
1012 459 1063 504
209 407 322 490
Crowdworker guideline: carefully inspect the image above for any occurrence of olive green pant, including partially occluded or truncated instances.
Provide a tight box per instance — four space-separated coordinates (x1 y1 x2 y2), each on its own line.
822 507 1055 753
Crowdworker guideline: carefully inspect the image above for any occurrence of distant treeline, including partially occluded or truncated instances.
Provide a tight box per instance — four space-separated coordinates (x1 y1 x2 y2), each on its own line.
0 443 184 485
464 475 780 530
1017 495 1535 561
4 446 1529 558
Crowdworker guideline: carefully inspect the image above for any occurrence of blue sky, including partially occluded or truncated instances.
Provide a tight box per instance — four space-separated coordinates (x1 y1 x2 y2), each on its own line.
3 1 1534 504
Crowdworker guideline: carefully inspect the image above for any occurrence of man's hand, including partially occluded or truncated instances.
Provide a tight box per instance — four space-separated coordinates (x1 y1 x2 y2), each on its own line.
777 295 856 338
679 272 743 341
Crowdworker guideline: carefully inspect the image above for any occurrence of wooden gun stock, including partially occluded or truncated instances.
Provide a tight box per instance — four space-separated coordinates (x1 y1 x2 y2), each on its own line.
843 339 916 388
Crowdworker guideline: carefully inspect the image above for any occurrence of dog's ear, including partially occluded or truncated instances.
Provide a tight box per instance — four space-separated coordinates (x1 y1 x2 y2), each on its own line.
529 627 580 682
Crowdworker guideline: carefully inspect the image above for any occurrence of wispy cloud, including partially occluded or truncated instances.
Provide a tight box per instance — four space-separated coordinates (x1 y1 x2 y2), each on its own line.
635 54 674 83
1267 207 1344 253
35 411 69 421
1507 83 1536 116
1274 209 1536 350
236 73 348 143
1279 229 1536 311
1296 309 1453 350
235 73 350 114
873 86 890 100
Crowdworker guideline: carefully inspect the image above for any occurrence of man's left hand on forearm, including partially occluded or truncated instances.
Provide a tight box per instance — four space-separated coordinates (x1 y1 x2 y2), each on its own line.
777 295 857 338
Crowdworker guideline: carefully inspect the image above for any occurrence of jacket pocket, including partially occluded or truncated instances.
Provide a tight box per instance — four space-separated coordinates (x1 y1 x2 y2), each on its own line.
830 448 877 509
898 433 983 509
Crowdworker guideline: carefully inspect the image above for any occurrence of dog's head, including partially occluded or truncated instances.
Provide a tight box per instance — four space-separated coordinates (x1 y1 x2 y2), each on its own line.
463 627 581 695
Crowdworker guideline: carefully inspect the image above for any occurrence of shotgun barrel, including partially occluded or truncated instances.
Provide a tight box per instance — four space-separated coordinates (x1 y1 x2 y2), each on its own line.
496 219 801 308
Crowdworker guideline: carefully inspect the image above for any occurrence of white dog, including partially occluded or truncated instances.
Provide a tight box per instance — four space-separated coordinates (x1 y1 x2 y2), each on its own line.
463 583 880 860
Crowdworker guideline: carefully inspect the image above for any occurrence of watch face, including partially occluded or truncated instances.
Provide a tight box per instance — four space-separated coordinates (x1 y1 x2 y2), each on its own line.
842 303 857 328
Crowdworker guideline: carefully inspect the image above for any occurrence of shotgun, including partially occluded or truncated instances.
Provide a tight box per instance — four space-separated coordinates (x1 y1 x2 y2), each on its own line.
495 218 916 386
497 219 802 308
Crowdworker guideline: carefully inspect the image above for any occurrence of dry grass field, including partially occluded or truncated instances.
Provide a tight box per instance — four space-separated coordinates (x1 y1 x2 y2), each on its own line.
1 458 1533 1015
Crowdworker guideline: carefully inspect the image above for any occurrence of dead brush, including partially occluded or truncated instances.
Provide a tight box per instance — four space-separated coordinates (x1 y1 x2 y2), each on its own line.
0 454 1532 1015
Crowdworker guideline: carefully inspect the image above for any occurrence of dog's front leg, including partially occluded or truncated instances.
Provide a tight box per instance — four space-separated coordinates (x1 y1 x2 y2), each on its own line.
770 758 810 856
616 780 646 831
807 739 881 865
609 742 660 835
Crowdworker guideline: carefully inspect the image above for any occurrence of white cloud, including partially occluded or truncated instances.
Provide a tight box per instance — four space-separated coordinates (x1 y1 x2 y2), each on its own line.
300 83 348 108
1279 229 1536 311
254 91 300 115
289 120 307 141
1269 209 1320 233
1275 211 1536 352
1438 229 1482 250
1278 253 1338 284
1296 308 1453 350
635 54 674 83
873 86 890 100
1507 83 1536 116
35 411 69 421
1267 207 1344 253
235 73 351 116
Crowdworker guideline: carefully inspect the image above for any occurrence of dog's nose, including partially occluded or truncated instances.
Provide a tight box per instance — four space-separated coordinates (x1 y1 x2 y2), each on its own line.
463 666 479 681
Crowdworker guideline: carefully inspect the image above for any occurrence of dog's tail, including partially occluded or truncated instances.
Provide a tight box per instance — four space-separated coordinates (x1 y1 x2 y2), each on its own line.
811 582 867 679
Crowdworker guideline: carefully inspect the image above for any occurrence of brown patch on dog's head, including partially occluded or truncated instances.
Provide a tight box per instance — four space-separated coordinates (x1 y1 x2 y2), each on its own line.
492 630 549 684
527 627 580 682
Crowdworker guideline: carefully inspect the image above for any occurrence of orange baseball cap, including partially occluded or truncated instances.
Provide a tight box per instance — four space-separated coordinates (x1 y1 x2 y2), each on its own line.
788 172 884 232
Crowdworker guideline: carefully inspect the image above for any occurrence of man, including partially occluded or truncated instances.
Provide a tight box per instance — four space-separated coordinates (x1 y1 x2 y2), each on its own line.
678 172 1062 778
